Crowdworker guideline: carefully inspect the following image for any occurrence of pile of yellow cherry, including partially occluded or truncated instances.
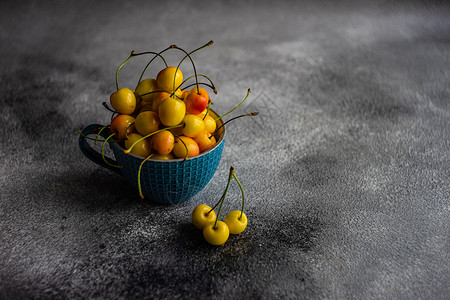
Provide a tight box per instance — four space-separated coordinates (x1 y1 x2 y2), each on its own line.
105 41 252 164
94 41 253 245
109 66 218 161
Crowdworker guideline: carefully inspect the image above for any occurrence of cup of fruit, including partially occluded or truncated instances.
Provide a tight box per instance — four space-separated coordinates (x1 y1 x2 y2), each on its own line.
78 41 253 205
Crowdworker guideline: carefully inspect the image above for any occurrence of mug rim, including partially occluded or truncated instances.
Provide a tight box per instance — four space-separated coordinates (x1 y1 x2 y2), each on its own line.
112 109 226 162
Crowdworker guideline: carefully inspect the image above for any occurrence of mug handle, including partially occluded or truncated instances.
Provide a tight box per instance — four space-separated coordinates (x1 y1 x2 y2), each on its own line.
78 124 122 175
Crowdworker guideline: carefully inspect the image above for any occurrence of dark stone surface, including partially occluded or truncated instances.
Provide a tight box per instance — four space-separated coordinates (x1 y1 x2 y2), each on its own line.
0 0 449 299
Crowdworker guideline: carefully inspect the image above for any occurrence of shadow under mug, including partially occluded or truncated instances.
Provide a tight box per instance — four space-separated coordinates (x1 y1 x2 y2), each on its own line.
79 111 226 205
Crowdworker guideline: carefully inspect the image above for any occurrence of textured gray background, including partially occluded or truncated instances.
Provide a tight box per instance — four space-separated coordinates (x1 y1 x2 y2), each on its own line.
0 0 449 299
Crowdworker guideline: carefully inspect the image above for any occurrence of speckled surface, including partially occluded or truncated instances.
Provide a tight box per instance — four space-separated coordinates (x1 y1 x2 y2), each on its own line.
1 0 449 299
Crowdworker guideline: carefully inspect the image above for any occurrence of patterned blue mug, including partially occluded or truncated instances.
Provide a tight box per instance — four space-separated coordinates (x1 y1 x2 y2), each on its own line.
79 111 225 204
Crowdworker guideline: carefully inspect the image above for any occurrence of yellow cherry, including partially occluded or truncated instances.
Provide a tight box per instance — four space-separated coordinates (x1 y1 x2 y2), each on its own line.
180 89 190 100
203 115 217 134
150 130 175 155
152 92 171 112
135 111 161 136
135 78 158 102
158 97 186 126
173 136 199 158
156 67 183 92
203 221 229 246
110 114 135 140
184 87 209 115
139 103 153 113
224 211 248 234
152 90 182 112
110 88 136 114
124 133 151 158
197 109 209 119
192 204 217 230
174 88 184 99
182 114 205 137
193 130 216 153
168 125 184 137
151 153 175 160
191 86 209 99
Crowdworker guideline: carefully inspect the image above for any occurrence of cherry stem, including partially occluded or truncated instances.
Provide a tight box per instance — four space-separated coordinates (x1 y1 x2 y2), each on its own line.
232 173 245 219
94 126 107 145
214 112 258 136
174 135 189 164
102 102 116 113
124 125 183 154
210 166 234 229
207 167 234 213
215 88 251 122
115 51 135 91
180 82 215 93
203 100 211 120
177 74 217 94
172 40 214 95
102 133 122 168
137 48 171 84
139 89 182 100
124 122 135 139
76 129 121 143
138 153 154 199
110 110 118 122
116 49 169 91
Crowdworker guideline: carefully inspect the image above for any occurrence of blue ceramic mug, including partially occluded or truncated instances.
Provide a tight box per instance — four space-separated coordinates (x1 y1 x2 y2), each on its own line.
79 111 226 205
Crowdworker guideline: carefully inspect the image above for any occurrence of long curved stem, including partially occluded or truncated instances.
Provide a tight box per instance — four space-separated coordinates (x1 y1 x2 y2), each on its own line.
138 153 154 199
102 133 122 168
172 40 214 95
180 82 215 93
138 89 180 99
174 135 189 164
110 110 118 122
176 74 217 94
203 100 211 120
212 166 234 229
102 102 116 113
76 130 121 143
208 168 233 213
124 122 135 139
215 88 251 121
214 112 258 136
137 47 171 84
232 173 245 219
116 51 135 90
